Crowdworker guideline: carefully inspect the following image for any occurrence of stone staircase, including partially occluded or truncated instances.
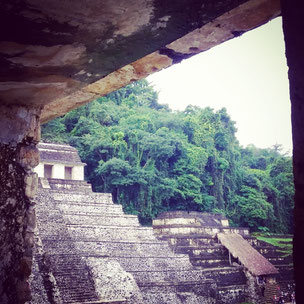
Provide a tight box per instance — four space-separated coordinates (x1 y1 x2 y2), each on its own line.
163 234 230 268
263 282 281 304
31 203 101 304
153 213 248 303
153 212 295 304
30 182 221 304
252 237 294 303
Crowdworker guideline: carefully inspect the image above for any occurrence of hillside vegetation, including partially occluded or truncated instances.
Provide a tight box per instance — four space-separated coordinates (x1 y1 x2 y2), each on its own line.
42 80 294 233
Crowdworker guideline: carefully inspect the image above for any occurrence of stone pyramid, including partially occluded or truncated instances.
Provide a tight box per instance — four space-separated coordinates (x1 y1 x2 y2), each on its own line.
29 179 219 304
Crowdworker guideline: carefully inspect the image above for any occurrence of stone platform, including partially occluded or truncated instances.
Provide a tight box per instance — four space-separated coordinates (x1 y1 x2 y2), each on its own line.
153 211 294 304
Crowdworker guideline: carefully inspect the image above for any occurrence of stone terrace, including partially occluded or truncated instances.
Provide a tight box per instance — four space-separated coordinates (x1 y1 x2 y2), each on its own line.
153 212 250 301
153 211 294 304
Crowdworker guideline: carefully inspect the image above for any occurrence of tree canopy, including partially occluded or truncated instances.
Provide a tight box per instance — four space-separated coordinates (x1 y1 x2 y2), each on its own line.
42 80 294 232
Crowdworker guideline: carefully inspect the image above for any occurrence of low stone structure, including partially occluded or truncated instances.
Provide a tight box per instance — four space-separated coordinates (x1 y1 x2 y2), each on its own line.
153 211 294 304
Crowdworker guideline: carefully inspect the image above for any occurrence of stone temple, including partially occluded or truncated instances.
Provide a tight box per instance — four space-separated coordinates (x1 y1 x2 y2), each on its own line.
28 143 294 304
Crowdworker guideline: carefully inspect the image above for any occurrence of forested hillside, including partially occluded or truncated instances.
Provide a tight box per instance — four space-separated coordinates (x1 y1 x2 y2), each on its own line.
42 80 294 233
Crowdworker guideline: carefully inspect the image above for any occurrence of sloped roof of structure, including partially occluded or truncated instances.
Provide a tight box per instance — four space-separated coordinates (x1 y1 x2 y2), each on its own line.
218 233 278 276
38 143 84 165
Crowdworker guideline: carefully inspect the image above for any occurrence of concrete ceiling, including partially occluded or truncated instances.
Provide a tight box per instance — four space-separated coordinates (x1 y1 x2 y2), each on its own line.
0 0 280 122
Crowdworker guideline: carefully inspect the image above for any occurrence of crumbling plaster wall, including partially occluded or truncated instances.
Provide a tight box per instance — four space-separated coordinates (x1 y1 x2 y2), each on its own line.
0 105 41 304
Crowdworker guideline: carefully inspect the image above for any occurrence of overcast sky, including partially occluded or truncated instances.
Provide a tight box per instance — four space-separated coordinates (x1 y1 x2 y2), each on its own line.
147 17 292 154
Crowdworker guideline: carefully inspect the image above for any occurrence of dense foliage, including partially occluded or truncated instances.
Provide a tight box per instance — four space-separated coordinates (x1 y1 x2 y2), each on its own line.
42 80 294 232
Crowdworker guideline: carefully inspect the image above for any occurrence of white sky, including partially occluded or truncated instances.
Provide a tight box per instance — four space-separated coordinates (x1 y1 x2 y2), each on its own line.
147 17 292 154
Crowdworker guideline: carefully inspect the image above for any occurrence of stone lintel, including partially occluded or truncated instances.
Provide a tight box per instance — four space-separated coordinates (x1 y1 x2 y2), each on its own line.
41 0 280 123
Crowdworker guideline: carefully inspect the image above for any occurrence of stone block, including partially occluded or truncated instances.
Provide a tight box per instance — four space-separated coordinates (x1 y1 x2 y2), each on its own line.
26 206 36 233
16 279 31 303
24 232 35 248
18 145 40 170
19 256 33 277
24 172 38 199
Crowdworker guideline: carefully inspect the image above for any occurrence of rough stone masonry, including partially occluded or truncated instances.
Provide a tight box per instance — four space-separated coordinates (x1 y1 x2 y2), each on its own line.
0 105 41 304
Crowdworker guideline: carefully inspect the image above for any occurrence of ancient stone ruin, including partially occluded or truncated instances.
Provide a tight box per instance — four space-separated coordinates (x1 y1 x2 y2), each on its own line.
2 1 304 303
153 212 294 304
27 143 294 304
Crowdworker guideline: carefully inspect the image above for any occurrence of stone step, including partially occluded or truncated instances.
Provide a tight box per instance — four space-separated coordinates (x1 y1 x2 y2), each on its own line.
254 239 278 248
51 192 113 204
47 181 93 193
140 282 216 303
42 238 166 245
48 254 193 272
267 256 289 265
138 279 214 288
155 224 250 236
130 269 208 284
158 234 217 247
56 202 124 214
194 267 247 287
44 240 179 256
40 229 158 243
153 217 201 227
133 269 246 295
256 246 285 257
143 291 208 304
70 301 127 304
190 257 230 268
174 245 227 257
154 224 224 236
106 256 193 272
218 285 247 303
141 292 184 304
66 225 156 241
56 291 99 304
63 214 140 227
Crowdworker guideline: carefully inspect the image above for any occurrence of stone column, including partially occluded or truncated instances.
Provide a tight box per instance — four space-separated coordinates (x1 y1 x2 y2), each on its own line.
281 1 304 302
0 105 41 304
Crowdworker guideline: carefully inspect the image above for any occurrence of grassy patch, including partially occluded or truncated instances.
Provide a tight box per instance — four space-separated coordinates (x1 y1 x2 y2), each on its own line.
253 233 293 256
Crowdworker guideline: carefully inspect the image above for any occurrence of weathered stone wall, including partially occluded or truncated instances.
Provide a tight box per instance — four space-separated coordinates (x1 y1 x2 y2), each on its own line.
0 105 41 304
281 1 304 303
243 270 263 304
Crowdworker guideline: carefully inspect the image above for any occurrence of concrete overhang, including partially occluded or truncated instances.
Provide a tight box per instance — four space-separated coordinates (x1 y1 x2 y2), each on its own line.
0 0 280 123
